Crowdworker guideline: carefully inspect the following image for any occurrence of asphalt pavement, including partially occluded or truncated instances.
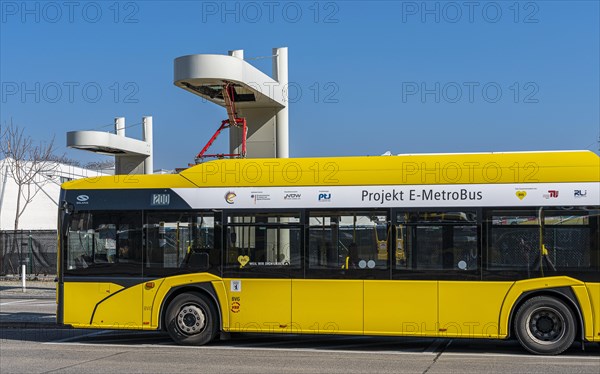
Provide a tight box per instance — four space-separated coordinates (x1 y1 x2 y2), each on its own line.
0 279 57 327
0 279 598 373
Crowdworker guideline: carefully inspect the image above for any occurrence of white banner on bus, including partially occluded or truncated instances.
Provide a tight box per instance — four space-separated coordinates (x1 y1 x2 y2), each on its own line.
172 182 599 210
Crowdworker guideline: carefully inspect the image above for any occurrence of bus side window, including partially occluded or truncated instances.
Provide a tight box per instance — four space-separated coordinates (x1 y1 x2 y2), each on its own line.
395 211 478 271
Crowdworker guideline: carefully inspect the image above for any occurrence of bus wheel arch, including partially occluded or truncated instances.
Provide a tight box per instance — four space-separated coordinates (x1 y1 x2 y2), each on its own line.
508 288 583 341
160 284 222 330
162 287 220 346
511 292 580 355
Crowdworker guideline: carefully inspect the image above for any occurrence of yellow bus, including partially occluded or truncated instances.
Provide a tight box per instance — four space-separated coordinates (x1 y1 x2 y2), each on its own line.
57 150 600 355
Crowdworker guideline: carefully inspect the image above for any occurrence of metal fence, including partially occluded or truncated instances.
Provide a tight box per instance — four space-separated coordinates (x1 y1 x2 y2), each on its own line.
0 230 57 275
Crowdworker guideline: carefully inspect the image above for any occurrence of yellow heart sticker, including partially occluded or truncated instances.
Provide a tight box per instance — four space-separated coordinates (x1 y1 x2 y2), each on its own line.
238 255 250 268
516 191 527 200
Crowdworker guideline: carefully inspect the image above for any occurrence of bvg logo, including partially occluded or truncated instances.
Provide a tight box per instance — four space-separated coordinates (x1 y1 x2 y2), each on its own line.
318 193 331 202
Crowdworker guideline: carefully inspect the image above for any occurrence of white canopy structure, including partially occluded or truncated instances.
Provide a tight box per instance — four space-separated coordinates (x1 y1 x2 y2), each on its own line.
67 117 153 174
174 48 289 159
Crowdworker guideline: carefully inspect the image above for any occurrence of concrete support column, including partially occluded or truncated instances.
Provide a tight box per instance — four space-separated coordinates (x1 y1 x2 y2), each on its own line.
143 116 153 174
273 47 289 158
229 49 244 59
273 47 290 253
115 117 125 136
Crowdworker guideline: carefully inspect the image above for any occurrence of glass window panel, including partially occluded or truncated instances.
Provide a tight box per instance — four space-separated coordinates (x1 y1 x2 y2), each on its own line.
415 226 443 269
487 227 540 271
145 212 215 275
309 211 389 270
487 209 599 275
543 227 590 268
65 211 143 276
225 212 301 273
395 211 478 271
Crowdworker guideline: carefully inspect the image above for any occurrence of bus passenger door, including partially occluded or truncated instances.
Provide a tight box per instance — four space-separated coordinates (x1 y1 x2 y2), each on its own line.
436 216 508 338
294 211 378 335
365 222 440 336
223 217 302 334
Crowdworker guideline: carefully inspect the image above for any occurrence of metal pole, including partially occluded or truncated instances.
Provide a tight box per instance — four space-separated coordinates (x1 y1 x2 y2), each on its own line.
21 264 26 292
28 231 32 274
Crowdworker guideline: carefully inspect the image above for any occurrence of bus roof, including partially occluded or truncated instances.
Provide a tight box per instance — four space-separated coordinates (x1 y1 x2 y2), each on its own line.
62 150 599 190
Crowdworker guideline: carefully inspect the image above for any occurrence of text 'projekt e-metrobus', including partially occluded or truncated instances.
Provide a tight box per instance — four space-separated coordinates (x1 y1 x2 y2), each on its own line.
57 150 600 355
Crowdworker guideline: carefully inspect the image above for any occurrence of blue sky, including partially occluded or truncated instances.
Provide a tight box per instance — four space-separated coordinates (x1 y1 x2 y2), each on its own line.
1 1 599 170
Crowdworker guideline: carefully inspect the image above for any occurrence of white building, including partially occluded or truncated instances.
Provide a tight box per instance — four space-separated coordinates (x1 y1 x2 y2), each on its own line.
0 158 109 231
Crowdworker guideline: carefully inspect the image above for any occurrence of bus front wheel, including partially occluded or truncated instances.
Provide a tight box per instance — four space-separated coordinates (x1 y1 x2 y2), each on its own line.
165 293 217 346
514 296 576 355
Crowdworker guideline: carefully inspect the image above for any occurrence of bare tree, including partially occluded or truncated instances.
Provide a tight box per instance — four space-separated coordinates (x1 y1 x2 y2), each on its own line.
84 159 115 171
0 120 59 230
48 154 81 167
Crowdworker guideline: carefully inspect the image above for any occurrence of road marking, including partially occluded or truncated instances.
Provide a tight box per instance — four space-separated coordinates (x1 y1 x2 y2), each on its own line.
43 342 439 355
233 335 372 348
0 299 36 306
43 340 600 360
0 299 54 306
440 351 600 360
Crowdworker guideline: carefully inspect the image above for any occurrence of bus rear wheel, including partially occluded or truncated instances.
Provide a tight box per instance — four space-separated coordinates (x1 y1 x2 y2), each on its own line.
514 296 576 355
165 293 217 346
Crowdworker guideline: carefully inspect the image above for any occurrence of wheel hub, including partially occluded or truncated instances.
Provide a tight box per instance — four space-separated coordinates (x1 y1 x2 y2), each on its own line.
176 304 206 335
527 307 564 343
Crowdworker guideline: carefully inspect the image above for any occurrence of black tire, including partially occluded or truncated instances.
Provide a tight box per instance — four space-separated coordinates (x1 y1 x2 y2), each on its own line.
165 293 218 346
514 296 576 355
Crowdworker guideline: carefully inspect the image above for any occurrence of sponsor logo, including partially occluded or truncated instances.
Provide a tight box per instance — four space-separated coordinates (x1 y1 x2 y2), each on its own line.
574 190 587 198
543 190 559 199
515 191 527 200
151 194 170 206
250 192 270 204
284 191 301 200
318 192 332 202
224 191 236 204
